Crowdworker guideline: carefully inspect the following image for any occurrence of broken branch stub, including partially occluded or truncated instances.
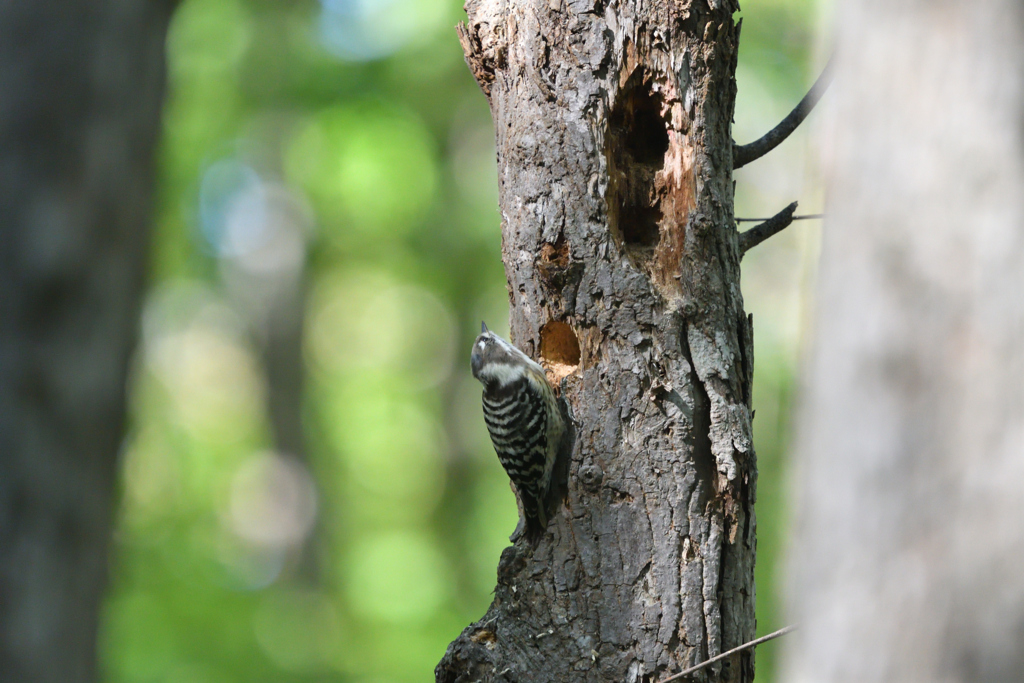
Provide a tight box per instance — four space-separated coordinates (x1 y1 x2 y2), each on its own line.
733 56 834 169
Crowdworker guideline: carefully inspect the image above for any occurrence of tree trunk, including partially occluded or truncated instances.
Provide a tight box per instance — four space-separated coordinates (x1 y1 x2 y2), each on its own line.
0 2 174 681
784 1 1024 681
220 201 320 580
438 1 756 681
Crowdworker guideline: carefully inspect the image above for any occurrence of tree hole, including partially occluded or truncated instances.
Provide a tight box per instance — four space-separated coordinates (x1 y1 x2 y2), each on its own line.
619 205 662 247
617 82 669 164
607 68 669 251
540 320 581 383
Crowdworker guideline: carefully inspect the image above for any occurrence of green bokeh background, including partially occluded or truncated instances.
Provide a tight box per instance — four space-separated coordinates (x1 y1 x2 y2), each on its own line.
100 1 825 681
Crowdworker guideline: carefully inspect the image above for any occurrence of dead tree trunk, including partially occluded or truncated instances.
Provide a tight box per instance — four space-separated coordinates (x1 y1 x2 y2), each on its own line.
0 2 174 681
439 1 758 681
784 0 1024 681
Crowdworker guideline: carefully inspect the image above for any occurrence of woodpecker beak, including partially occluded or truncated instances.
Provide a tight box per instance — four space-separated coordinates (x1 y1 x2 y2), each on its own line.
470 347 483 379
481 321 488 333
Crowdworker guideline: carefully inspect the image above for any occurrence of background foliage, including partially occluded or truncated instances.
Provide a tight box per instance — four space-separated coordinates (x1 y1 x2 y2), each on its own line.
100 1 823 681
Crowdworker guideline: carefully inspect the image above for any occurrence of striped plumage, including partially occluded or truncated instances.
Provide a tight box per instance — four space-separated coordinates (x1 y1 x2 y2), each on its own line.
471 323 564 540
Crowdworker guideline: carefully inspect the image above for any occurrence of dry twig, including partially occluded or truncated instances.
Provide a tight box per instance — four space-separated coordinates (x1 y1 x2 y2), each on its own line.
658 625 798 683
733 56 834 169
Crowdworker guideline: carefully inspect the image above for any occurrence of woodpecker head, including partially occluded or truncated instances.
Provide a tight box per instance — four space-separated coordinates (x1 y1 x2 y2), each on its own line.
471 321 545 390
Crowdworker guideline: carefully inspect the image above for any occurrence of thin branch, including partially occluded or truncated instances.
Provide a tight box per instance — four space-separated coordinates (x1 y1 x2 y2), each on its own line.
738 201 798 255
658 625 798 683
733 56 834 169
736 213 823 223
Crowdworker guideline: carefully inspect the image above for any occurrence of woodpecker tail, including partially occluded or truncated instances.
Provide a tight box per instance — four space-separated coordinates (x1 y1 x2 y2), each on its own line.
526 507 548 543
512 487 548 544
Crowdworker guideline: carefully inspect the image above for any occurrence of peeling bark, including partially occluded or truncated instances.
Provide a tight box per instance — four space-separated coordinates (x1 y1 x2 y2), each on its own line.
438 1 755 681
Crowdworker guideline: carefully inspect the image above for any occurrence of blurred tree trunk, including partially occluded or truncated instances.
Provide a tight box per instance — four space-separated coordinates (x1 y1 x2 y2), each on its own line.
0 2 174 681
438 1 757 681
784 1 1024 681
221 205 320 581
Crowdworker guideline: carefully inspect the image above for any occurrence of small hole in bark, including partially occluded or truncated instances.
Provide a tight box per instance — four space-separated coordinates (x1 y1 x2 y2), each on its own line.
540 320 580 383
607 68 668 251
539 237 570 269
537 236 573 288
610 488 633 504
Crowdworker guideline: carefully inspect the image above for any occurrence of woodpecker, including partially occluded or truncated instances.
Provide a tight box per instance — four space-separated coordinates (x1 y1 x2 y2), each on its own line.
471 322 565 541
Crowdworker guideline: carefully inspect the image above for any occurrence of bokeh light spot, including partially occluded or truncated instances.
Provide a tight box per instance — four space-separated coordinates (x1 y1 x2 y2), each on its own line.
253 589 342 672
317 0 450 61
214 535 287 591
147 302 266 445
345 531 449 622
327 387 446 518
285 103 437 237
308 268 455 388
121 426 180 522
226 451 318 549
199 159 265 257
167 0 252 79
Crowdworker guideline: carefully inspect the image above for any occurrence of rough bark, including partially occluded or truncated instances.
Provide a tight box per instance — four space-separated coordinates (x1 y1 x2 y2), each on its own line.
0 2 174 681
783 1 1024 682
439 1 756 681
